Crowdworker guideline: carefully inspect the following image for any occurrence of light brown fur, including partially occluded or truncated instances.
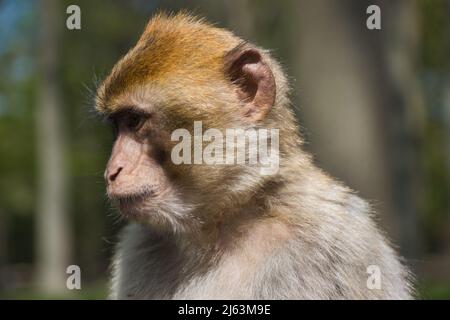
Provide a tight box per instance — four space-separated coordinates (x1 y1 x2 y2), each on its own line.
97 13 413 300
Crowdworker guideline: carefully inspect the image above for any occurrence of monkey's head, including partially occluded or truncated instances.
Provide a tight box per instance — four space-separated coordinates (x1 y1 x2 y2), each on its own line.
96 13 300 232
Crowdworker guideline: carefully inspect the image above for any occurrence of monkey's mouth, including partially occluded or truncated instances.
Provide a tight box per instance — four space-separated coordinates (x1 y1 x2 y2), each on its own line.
109 190 157 215
108 187 156 201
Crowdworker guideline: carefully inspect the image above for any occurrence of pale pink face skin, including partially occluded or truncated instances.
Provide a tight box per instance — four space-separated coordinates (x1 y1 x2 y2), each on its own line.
104 109 172 218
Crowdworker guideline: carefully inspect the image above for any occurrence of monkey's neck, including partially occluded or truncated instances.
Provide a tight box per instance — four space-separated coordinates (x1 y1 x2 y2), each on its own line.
172 154 312 258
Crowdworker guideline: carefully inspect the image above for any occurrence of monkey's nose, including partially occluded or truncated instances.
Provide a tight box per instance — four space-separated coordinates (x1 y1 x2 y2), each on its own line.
107 166 123 182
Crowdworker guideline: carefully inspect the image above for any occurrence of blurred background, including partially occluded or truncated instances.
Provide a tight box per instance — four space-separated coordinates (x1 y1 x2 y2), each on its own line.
0 0 449 299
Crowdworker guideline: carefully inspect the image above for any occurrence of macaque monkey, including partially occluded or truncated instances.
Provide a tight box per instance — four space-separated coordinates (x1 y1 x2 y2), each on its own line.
96 13 413 299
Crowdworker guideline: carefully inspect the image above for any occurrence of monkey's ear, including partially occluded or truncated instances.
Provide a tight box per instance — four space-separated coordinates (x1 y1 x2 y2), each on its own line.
225 45 276 122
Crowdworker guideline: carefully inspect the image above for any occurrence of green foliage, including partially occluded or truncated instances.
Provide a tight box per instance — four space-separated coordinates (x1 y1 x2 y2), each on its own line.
418 281 450 300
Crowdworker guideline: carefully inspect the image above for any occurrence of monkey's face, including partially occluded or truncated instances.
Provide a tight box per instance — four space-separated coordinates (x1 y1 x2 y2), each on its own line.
98 19 278 230
102 83 259 230
104 108 170 219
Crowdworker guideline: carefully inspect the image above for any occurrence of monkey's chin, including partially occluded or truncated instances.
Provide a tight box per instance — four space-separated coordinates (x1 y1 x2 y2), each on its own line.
109 186 196 233
115 195 169 225
108 191 153 219
115 197 196 234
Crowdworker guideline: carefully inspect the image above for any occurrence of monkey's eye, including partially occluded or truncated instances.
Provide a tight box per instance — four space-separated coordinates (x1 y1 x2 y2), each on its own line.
123 111 147 132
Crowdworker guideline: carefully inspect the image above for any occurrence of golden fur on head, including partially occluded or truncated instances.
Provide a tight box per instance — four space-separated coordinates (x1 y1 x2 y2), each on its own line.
96 12 242 113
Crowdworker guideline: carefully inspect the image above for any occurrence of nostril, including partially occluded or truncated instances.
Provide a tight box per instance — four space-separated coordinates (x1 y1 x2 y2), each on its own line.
109 167 123 182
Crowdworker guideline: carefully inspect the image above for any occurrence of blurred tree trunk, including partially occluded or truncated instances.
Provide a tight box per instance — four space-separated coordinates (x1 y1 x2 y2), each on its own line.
0 209 6 266
0 209 6 292
35 0 72 294
224 0 255 39
293 0 395 227
445 1 450 253
380 0 424 259
292 0 422 258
